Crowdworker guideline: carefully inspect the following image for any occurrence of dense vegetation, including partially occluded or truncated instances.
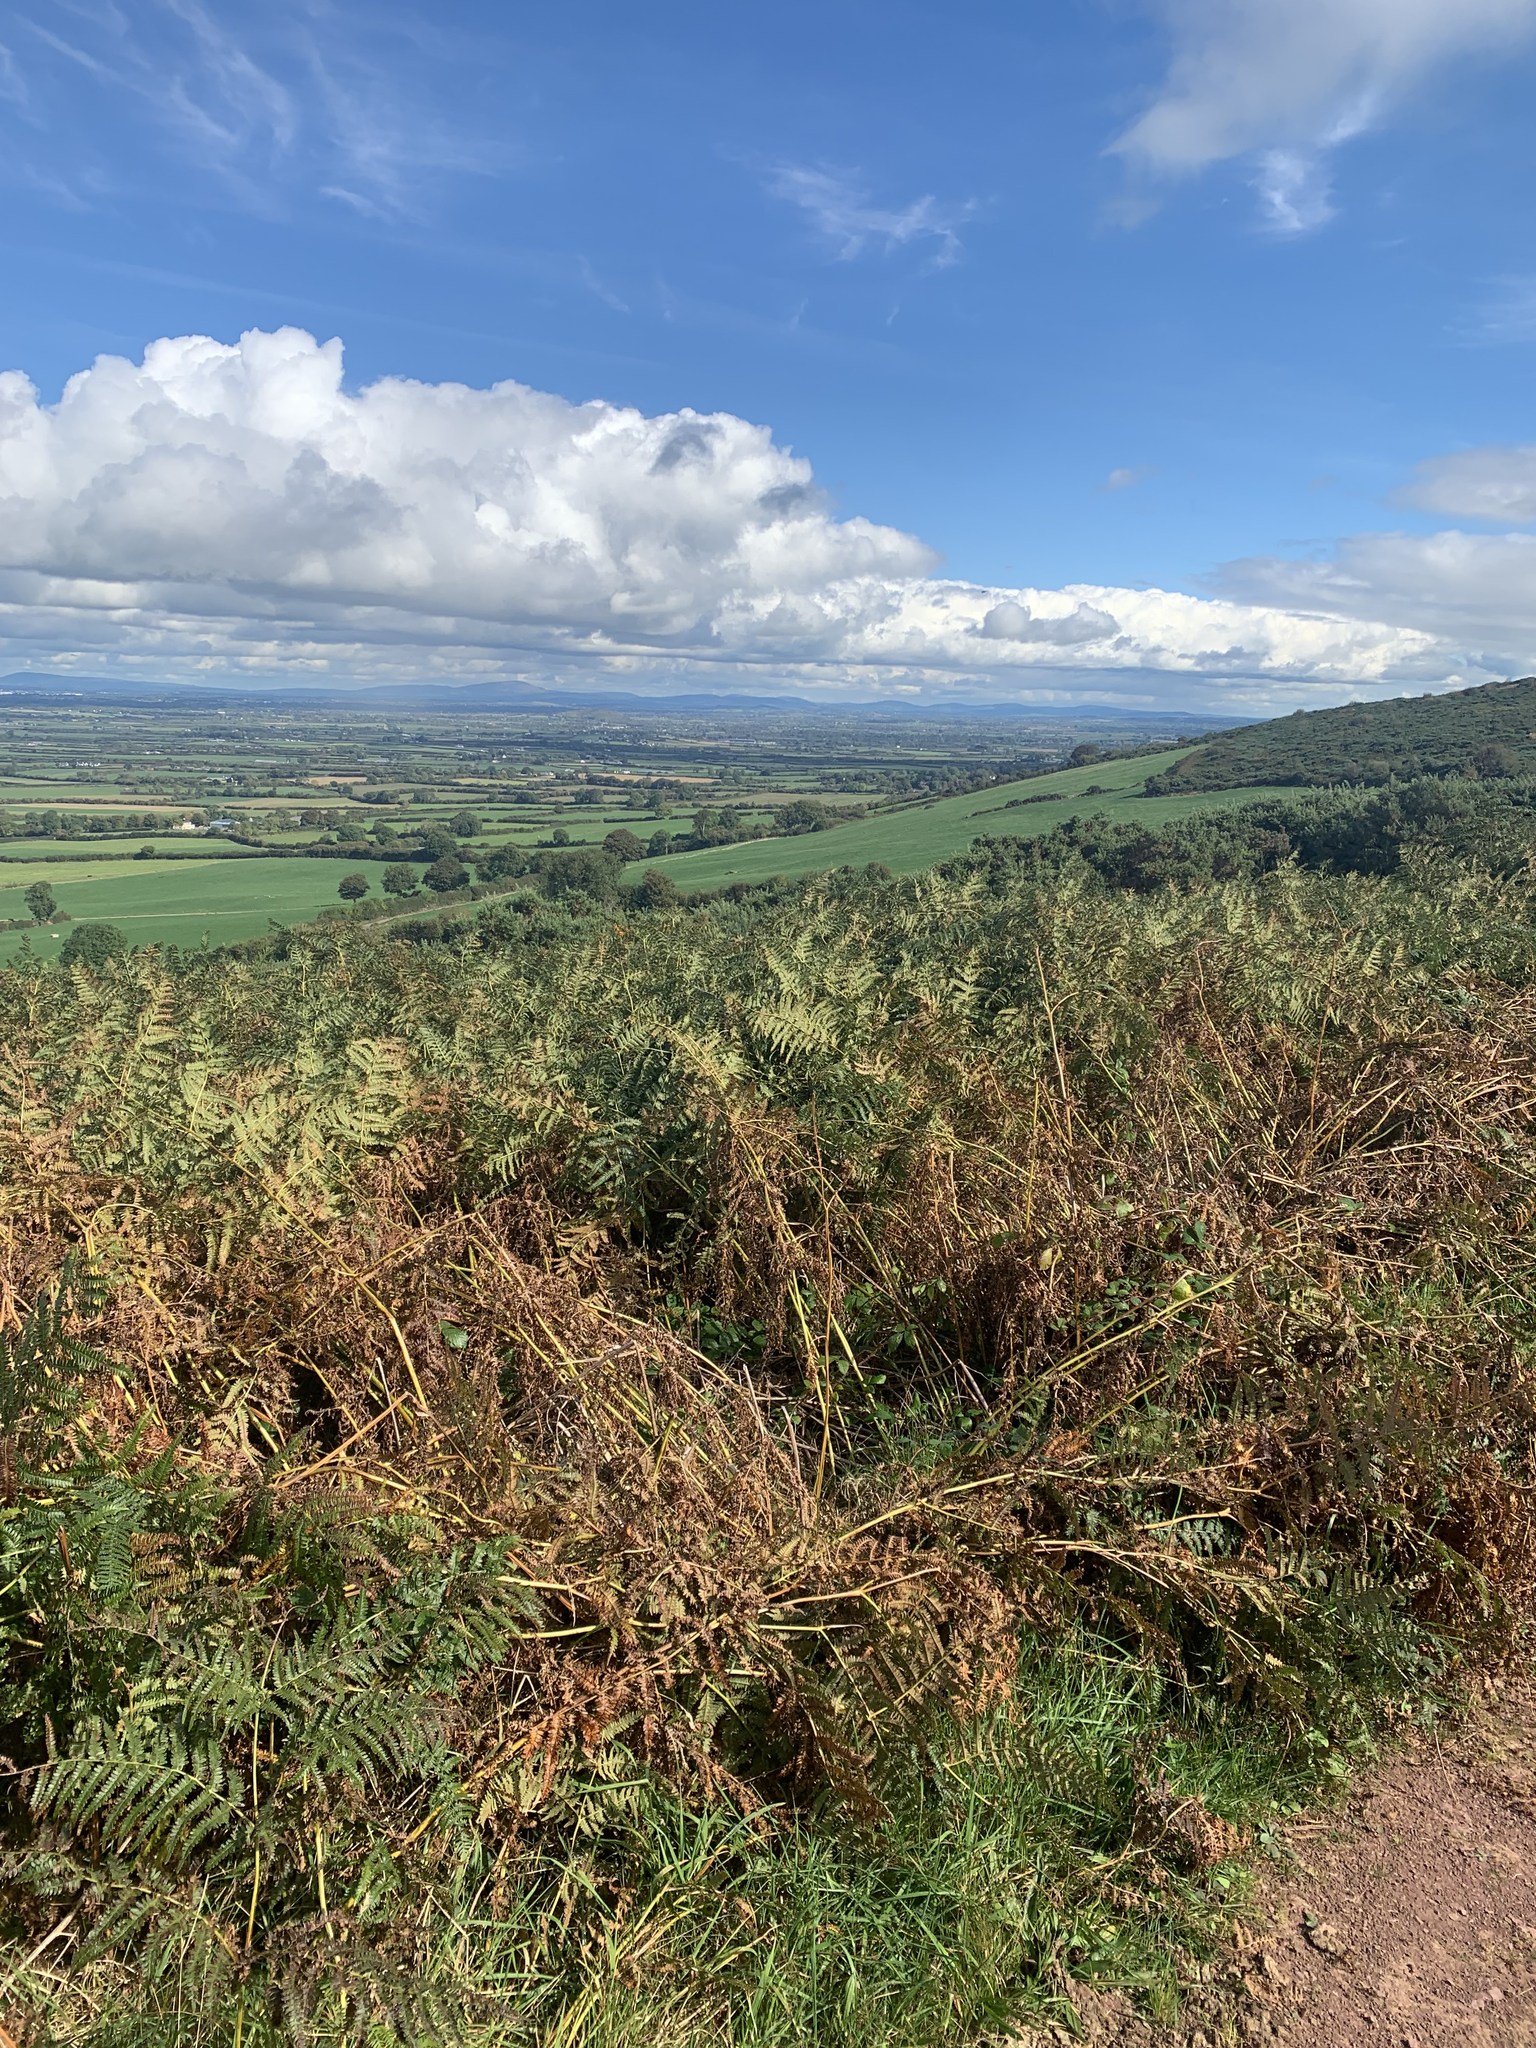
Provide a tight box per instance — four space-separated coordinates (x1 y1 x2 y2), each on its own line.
1149 672 1536 792
983 770 1536 889
4 774 1536 2046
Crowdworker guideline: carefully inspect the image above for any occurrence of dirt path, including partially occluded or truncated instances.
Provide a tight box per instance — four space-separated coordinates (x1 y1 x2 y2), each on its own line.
1019 1683 1536 2048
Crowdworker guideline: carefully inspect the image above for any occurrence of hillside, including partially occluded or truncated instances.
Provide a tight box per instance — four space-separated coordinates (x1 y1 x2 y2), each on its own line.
1149 673 1536 792
650 747 1294 892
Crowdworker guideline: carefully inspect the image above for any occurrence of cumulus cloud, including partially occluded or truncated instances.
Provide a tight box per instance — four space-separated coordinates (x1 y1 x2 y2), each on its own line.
0 327 1462 706
1115 0 1536 229
979 600 1118 646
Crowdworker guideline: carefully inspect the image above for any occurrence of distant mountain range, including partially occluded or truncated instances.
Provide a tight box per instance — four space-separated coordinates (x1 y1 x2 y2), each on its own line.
0 671 1242 729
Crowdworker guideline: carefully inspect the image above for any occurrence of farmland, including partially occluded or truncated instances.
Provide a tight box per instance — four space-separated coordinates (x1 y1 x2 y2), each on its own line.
0 690 1243 954
0 854 376 957
0 748 1304 958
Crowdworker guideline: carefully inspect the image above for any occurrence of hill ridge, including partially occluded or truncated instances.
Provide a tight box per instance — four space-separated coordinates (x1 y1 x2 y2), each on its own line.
1152 673 1536 792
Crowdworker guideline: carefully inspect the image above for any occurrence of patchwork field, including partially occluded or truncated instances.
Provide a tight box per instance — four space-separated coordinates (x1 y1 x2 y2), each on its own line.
0 696 1283 954
0 744 1311 955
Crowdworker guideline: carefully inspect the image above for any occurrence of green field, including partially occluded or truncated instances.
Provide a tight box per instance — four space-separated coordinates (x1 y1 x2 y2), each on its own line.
0 751 1302 952
0 835 257 862
0 854 368 958
649 750 1289 892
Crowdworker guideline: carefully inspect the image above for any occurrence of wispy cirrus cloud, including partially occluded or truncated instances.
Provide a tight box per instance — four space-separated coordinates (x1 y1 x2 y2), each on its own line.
0 39 29 107
1458 276 1536 345
766 164 974 266
1 0 508 220
1252 148 1338 237
1115 0 1536 233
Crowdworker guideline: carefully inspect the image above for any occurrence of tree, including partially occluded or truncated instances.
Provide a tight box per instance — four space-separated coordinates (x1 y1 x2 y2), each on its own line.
646 830 673 858
59 921 126 969
1474 743 1520 780
602 828 645 863
1069 743 1104 768
423 855 469 893
449 810 481 836
538 847 623 902
550 828 571 848
636 869 680 911
382 863 420 897
338 872 370 902
772 799 832 835
24 882 57 924
479 843 530 882
416 825 460 861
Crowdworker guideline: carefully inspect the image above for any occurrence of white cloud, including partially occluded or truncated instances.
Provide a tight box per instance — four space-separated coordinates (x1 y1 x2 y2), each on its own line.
767 165 972 265
1201 437 1536 676
1398 445 1536 523
1104 466 1154 492
1252 150 1336 237
1221 528 1536 661
0 40 28 108
979 600 1118 646
1115 0 1536 229
4 1 503 219
0 327 1465 707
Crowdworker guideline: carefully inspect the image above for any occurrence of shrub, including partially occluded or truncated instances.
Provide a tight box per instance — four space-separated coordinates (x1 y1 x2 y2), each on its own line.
8 831 1536 2042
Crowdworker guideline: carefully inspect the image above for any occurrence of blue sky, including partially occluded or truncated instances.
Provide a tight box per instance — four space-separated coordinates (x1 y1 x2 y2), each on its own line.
1 0 1535 709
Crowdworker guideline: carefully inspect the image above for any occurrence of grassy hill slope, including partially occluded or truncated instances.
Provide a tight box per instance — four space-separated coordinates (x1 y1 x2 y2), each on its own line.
652 748 1293 892
1153 673 1536 792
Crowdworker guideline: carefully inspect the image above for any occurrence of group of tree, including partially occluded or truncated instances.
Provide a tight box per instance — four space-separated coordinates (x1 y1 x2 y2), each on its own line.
0 808 183 840
1147 672 1536 793
968 771 1536 894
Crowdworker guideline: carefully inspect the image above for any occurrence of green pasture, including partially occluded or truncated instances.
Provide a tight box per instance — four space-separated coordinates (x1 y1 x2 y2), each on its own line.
0 835 257 862
649 751 1291 892
0 854 368 959
0 781 156 802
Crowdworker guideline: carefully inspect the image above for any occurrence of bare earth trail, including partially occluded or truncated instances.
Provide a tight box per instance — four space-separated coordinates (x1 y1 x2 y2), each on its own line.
1018 1683 1536 2048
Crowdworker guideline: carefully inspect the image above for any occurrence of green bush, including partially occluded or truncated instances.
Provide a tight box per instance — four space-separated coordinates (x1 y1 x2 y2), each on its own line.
58 921 127 968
